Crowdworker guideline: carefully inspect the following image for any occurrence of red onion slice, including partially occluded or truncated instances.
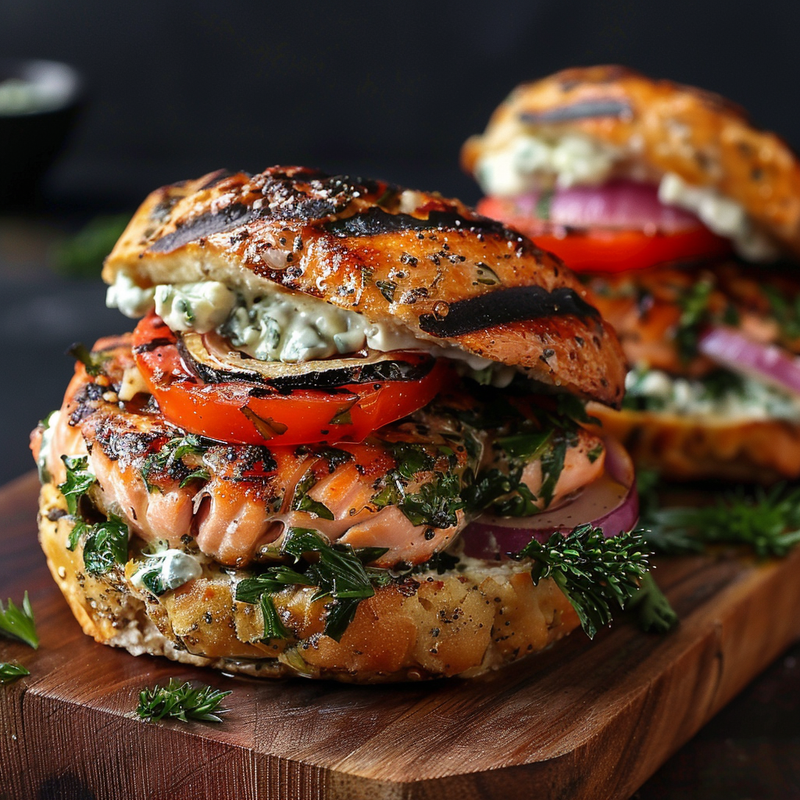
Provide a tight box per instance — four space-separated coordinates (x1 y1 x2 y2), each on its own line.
512 180 701 233
699 327 800 398
461 438 638 560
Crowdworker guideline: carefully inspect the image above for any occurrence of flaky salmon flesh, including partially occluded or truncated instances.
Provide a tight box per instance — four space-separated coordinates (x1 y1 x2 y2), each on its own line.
32 335 606 570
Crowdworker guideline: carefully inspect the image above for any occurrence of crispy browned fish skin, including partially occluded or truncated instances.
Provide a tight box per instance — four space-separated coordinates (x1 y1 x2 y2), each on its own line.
462 65 800 258
102 166 625 407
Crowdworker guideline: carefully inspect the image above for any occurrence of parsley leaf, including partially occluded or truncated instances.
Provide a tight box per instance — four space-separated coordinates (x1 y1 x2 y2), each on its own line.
0 592 39 649
235 529 388 642
0 662 30 684
291 470 335 521
516 525 650 638
58 455 95 517
82 515 129 576
141 434 209 492
136 678 230 723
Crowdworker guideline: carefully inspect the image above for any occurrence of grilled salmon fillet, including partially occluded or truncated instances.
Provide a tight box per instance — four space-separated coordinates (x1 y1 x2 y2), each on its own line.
35 335 607 570
101 166 625 407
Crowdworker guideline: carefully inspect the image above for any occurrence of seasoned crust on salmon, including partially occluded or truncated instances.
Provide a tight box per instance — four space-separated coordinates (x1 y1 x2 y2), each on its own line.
37 335 607 571
462 65 800 258
38 480 580 682
102 165 625 407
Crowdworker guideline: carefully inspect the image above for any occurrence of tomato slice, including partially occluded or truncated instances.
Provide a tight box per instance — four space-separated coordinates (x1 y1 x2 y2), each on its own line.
132 313 451 446
476 197 732 273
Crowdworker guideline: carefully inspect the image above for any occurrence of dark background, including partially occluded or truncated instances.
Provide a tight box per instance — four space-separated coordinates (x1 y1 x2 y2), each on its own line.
1 0 798 482
1 4 800 797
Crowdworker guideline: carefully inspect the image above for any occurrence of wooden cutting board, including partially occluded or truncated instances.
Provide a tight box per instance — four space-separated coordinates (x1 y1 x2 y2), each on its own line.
2 471 799 800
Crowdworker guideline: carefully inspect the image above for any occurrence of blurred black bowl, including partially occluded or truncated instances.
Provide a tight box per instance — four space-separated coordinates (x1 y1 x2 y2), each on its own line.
0 59 84 210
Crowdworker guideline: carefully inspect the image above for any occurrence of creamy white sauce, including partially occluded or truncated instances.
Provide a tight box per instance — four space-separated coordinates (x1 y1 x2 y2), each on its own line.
658 173 779 262
37 409 60 483
130 547 203 595
625 366 800 422
475 132 779 262
476 133 619 196
107 270 516 385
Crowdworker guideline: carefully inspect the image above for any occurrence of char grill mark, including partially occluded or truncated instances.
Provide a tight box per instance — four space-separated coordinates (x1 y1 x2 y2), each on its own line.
519 99 633 124
418 286 600 337
323 207 524 242
148 202 261 254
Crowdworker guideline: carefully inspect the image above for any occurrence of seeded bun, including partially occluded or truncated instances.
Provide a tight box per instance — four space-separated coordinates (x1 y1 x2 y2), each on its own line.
38 481 580 682
462 65 800 258
101 165 625 407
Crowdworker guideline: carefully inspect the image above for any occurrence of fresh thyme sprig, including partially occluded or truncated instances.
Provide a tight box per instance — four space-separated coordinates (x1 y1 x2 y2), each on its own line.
136 678 231 723
627 572 679 633
0 662 30 684
0 592 39 649
516 524 650 638
641 483 800 558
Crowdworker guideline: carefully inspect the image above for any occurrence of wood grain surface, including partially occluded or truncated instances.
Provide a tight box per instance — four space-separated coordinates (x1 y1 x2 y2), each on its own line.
1 471 800 800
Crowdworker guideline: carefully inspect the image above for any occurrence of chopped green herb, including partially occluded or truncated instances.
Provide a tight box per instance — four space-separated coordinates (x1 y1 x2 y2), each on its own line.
376 280 397 302
241 407 288 439
0 662 30 684
763 284 800 342
538 436 569 509
67 342 111 377
291 470 335 521
81 515 129 576
535 189 554 221
628 572 678 633
516 525 650 638
496 430 552 461
316 446 354 472
675 278 713 361
58 455 95 517
235 528 388 641
136 678 230 723
329 398 358 425
260 594 291 640
141 434 209 492
587 443 604 464
0 592 38 649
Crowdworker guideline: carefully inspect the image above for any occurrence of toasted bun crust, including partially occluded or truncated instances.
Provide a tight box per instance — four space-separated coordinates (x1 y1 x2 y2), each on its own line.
462 65 800 258
102 166 625 407
38 482 580 682
588 403 800 482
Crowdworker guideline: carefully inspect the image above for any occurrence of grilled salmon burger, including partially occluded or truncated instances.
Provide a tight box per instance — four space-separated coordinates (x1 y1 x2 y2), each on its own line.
463 66 800 481
31 166 644 682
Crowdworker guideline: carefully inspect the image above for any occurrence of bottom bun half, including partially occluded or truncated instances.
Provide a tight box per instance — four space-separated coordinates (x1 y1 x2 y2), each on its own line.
588 404 800 483
38 482 580 683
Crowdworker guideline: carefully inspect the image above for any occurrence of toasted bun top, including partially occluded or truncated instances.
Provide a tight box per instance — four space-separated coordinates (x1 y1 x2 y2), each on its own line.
462 65 800 259
103 166 625 406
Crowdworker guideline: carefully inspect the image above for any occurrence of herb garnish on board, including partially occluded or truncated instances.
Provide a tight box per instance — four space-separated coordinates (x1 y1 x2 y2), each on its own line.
136 678 230 723
0 591 39 649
